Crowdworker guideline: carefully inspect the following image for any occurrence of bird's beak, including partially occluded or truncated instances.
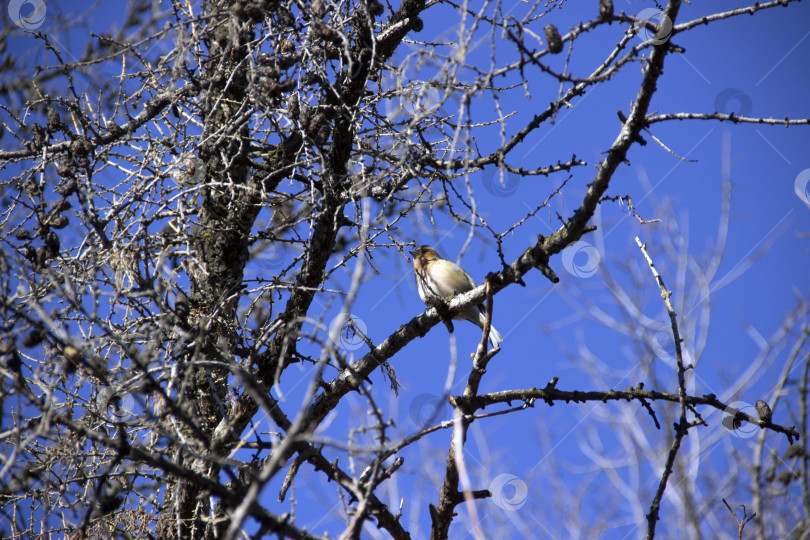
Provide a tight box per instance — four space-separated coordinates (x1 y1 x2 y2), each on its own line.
409 249 417 258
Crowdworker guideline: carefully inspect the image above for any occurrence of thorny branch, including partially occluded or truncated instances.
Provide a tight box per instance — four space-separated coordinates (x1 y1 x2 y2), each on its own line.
0 0 808 539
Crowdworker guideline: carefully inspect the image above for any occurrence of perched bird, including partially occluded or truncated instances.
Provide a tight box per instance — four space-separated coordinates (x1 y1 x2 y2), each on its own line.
410 245 503 348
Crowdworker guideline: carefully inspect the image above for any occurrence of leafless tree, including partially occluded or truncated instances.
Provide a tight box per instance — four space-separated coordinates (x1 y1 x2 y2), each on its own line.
0 1 807 539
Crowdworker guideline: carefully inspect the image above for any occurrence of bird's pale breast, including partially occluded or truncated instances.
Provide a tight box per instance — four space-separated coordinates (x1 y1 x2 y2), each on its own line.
417 259 476 301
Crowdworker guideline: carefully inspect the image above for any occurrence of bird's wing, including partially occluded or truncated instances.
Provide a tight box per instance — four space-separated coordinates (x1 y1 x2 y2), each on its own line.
433 260 477 296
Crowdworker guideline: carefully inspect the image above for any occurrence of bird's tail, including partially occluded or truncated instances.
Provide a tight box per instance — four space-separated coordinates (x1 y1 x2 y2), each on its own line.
470 308 503 349
488 325 503 349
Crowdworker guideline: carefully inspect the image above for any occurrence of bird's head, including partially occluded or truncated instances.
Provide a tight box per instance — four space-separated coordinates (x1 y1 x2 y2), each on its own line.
410 245 440 263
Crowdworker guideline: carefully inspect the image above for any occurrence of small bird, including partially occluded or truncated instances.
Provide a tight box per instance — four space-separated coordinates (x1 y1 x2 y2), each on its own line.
410 245 503 348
